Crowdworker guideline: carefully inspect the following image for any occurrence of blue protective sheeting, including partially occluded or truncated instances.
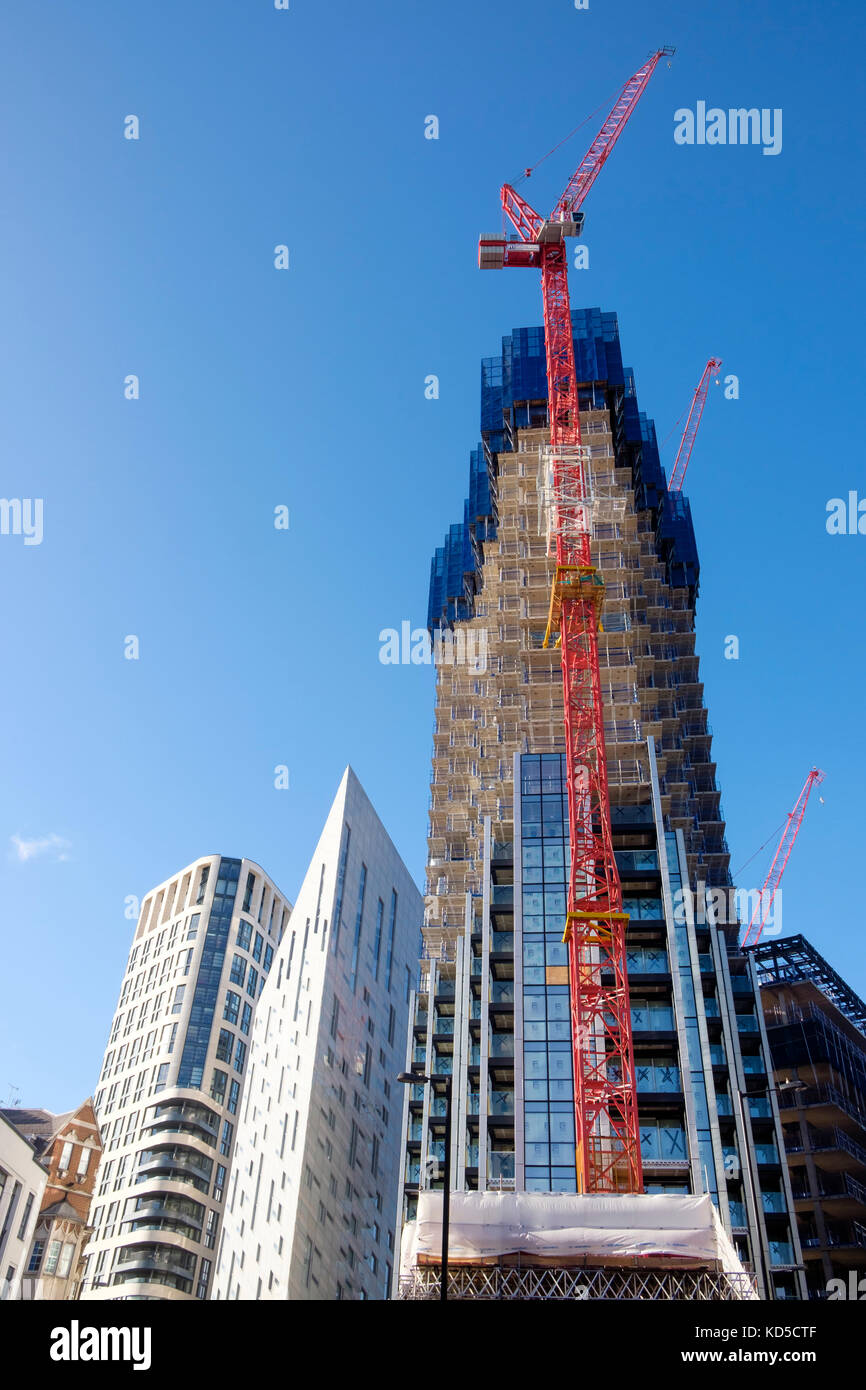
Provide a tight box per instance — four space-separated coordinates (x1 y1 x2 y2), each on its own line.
428 309 700 632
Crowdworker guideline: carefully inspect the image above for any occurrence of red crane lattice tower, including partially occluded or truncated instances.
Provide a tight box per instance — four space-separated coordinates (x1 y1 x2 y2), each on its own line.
479 48 673 1192
740 769 825 949
668 357 723 492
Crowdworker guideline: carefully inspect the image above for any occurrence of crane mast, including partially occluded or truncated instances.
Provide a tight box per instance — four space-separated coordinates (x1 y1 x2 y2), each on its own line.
740 769 825 949
480 48 672 1193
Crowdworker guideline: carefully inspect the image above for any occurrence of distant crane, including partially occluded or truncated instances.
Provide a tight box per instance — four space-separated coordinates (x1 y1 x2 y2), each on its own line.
668 357 723 492
740 768 825 949
479 48 673 1194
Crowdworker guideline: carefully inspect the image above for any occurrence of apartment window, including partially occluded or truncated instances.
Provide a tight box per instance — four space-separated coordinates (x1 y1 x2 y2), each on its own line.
263 944 274 973
171 985 185 1015
228 1079 240 1115
372 898 384 980
186 912 200 940
58 1140 74 1172
195 865 210 905
43 1240 62 1276
330 996 340 1041
246 967 259 999
16 1193 34 1241
57 1243 75 1279
243 872 255 913
253 933 263 964
385 890 398 990
363 1043 372 1088
349 1121 360 1168
234 1038 247 1074
154 1063 169 1093
349 865 367 994
236 920 252 952
204 1209 219 1250
230 954 246 987
371 1135 380 1178
216 1029 233 1064
220 1119 234 1156
182 948 194 976
213 1165 227 1203
76 1148 90 1180
331 824 351 953
167 1023 178 1055
27 1240 45 1273
240 1002 252 1036
196 1257 212 1300
210 1069 228 1105
223 990 241 1026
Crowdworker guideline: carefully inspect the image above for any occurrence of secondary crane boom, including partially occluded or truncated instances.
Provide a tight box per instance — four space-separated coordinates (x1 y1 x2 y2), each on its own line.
740 768 825 949
479 49 672 1193
668 357 722 492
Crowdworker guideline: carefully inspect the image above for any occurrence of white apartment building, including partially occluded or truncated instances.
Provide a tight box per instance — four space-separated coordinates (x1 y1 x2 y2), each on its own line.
0 1113 47 1300
213 767 423 1300
81 855 291 1300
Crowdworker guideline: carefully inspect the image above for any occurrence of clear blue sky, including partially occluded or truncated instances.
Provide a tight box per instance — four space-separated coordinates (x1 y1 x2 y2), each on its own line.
1 1 863 1110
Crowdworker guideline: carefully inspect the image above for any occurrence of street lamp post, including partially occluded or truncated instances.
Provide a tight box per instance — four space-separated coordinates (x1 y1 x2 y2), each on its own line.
399 1070 452 1301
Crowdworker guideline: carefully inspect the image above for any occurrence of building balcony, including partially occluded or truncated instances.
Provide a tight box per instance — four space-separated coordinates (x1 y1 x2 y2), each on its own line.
789 1127 866 1170
115 1244 197 1279
147 1104 219 1141
488 1152 516 1187
762 1190 788 1215
728 1200 748 1229
136 1147 213 1182
780 1084 866 1133
489 1091 515 1117
768 1242 797 1267
754 1144 781 1166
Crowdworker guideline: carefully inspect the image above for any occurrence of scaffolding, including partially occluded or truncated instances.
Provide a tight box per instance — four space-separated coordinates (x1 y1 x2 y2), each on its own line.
398 1263 755 1301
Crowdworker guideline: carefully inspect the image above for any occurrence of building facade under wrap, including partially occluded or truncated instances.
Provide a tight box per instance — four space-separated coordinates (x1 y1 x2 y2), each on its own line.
397 308 805 1300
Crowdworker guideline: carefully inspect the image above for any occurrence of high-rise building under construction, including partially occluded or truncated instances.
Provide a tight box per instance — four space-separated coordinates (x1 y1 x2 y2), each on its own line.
396 308 805 1300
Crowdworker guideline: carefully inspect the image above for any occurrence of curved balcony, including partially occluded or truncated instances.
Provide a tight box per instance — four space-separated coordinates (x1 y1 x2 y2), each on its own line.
146 1119 216 1148
127 1194 205 1231
116 1243 197 1280
112 1267 193 1296
126 1215 202 1243
136 1146 213 1195
147 1102 219 1141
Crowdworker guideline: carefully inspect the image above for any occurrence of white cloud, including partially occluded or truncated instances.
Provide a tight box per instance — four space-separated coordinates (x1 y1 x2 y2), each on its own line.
11 833 72 863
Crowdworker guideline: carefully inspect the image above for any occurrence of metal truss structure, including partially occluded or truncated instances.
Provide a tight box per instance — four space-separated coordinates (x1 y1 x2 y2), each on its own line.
398 1265 757 1302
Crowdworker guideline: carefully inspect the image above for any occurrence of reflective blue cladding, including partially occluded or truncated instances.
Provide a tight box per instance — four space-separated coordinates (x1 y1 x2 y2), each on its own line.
428 307 702 631
520 753 576 1194
178 859 241 1090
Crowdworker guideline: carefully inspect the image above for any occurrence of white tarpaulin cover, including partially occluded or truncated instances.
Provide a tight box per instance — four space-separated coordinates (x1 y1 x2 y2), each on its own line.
401 1191 746 1277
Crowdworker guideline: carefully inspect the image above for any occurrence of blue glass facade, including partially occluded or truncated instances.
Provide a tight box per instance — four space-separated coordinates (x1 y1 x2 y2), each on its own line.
428 307 700 631
178 858 241 1089
520 754 576 1192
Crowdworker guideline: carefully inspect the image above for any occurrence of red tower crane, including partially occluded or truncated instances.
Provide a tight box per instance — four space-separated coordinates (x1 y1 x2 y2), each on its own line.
479 49 673 1193
668 357 723 492
740 769 825 949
